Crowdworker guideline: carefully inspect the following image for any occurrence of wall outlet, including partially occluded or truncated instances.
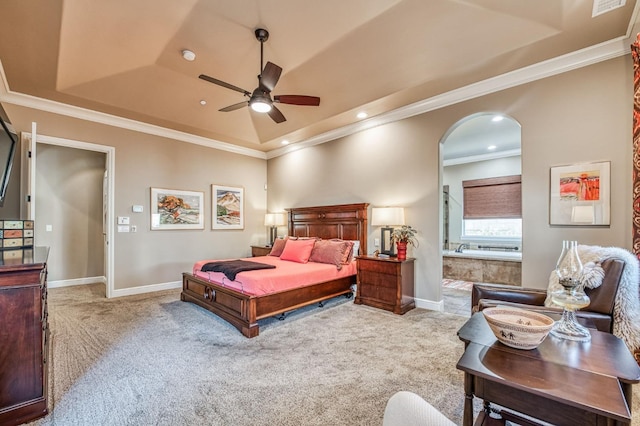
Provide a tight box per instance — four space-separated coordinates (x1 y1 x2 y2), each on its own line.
374 238 380 247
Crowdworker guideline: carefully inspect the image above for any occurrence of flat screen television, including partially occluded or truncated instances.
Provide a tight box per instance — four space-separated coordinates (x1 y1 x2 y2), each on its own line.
0 116 17 205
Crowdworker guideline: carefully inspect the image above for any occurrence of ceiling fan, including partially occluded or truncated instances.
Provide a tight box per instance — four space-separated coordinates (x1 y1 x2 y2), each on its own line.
198 28 320 124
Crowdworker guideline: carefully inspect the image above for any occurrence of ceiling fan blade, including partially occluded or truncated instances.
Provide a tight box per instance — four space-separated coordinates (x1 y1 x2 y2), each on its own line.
259 62 282 93
267 105 286 123
219 101 249 112
274 95 320 106
199 74 251 97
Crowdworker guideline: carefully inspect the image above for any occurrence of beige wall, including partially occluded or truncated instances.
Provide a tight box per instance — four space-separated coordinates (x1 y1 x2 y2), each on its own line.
0 55 631 301
267 55 632 303
3 105 267 292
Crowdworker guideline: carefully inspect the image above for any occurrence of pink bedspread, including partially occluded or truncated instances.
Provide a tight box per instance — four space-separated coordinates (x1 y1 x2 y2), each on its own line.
193 256 357 296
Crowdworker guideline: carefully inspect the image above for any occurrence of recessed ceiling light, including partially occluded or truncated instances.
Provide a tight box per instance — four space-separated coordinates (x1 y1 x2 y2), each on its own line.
199 100 207 106
357 112 368 119
281 140 290 145
491 115 504 122
488 145 497 150
182 49 196 61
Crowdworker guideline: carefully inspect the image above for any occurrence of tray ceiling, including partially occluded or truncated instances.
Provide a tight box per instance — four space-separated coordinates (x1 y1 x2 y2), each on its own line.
0 0 637 154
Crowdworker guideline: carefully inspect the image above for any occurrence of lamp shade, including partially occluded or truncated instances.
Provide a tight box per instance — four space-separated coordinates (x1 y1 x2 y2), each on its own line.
371 207 405 226
264 213 286 226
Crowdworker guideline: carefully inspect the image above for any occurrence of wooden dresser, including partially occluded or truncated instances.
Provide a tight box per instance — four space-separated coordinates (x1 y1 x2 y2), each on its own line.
355 255 415 314
0 247 49 426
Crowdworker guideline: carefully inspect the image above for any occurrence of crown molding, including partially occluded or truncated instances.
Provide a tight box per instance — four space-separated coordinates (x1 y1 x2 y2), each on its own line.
0 62 267 160
443 149 521 167
267 33 631 159
0 29 632 162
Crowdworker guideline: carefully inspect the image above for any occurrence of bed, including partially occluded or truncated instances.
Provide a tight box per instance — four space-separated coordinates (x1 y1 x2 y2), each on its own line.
181 203 369 337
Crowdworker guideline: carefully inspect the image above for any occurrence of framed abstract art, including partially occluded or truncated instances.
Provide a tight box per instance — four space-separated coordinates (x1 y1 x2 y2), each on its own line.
549 161 610 226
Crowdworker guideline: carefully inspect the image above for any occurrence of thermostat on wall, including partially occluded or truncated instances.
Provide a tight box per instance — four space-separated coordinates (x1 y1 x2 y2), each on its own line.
132 205 143 213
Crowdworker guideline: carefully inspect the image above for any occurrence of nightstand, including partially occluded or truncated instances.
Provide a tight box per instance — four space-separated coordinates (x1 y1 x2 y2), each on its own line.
251 245 272 257
354 255 415 314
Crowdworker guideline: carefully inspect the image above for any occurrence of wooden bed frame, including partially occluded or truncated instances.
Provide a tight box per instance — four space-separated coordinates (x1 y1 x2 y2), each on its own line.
181 203 369 337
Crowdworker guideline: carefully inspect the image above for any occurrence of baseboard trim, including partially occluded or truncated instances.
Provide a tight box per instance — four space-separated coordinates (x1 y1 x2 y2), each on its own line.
48 276 106 289
109 280 182 298
415 297 445 312
48 277 183 298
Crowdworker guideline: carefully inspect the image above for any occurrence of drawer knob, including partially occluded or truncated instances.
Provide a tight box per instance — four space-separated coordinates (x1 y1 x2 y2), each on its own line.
203 288 216 301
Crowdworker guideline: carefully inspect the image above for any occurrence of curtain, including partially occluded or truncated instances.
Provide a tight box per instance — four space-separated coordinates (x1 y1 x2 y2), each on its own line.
631 34 640 258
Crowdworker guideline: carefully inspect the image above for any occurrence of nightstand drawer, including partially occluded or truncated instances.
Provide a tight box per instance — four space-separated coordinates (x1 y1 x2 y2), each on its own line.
359 284 396 303
357 258 398 275
359 270 397 289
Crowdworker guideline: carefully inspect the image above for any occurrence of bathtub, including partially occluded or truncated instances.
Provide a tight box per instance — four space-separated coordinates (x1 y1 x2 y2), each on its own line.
443 250 521 286
443 249 522 262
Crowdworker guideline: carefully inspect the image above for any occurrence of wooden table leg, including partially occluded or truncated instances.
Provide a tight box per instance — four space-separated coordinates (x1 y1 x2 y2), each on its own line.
464 372 474 426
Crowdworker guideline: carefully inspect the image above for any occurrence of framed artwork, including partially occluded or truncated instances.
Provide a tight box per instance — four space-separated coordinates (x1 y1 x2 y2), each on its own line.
549 161 610 226
212 184 244 229
150 188 204 230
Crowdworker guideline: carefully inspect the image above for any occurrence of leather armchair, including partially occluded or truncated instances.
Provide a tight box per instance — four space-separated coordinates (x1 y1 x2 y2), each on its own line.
471 258 625 333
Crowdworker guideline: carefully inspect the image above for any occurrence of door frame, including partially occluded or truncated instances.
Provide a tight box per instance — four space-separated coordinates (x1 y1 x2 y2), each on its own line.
22 131 115 298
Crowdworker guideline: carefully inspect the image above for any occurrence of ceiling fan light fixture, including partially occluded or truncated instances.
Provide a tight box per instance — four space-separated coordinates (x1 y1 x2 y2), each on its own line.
250 91 272 112
250 100 272 113
198 28 320 123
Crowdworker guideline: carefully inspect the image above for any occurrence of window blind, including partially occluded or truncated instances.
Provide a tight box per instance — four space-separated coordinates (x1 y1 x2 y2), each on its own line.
463 175 521 219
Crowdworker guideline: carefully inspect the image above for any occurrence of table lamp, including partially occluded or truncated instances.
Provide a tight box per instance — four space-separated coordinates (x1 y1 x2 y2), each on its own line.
371 207 405 256
264 213 285 247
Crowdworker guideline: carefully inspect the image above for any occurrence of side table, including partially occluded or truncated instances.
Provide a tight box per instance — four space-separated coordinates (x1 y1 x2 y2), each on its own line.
250 245 272 257
354 255 415 314
456 313 640 426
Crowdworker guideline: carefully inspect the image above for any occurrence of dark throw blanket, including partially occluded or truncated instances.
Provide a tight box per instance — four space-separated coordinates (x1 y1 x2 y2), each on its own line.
200 260 276 281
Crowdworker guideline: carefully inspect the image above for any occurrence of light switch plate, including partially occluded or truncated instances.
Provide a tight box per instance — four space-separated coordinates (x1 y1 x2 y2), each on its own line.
117 225 130 233
117 216 130 225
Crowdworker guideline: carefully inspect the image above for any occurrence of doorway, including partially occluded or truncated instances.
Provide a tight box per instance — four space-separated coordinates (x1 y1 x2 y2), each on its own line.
23 131 115 298
440 112 522 301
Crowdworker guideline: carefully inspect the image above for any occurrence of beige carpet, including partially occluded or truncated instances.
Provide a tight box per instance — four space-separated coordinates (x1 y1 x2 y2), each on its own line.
30 285 471 425
29 284 640 425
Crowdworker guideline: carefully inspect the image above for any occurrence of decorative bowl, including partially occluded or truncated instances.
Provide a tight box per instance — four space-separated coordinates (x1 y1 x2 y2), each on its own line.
483 307 555 350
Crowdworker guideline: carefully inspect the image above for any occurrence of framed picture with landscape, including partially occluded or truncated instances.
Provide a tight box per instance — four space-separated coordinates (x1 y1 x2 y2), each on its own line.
212 184 244 230
150 187 204 230
549 161 610 226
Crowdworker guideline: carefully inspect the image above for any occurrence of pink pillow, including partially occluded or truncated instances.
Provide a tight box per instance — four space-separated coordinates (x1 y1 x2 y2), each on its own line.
309 239 353 270
269 238 287 256
280 238 316 263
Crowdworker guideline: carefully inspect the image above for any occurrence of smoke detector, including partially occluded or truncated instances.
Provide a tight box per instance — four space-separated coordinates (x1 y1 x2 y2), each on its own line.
181 49 196 61
592 0 626 17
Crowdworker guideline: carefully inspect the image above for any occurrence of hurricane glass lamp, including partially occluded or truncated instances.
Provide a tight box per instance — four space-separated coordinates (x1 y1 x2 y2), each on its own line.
549 240 591 342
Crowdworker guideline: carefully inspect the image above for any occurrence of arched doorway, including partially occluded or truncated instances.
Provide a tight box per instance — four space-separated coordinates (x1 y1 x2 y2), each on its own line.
440 113 522 308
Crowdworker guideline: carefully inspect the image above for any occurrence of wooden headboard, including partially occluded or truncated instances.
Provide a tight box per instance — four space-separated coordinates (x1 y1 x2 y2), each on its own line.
286 203 369 256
